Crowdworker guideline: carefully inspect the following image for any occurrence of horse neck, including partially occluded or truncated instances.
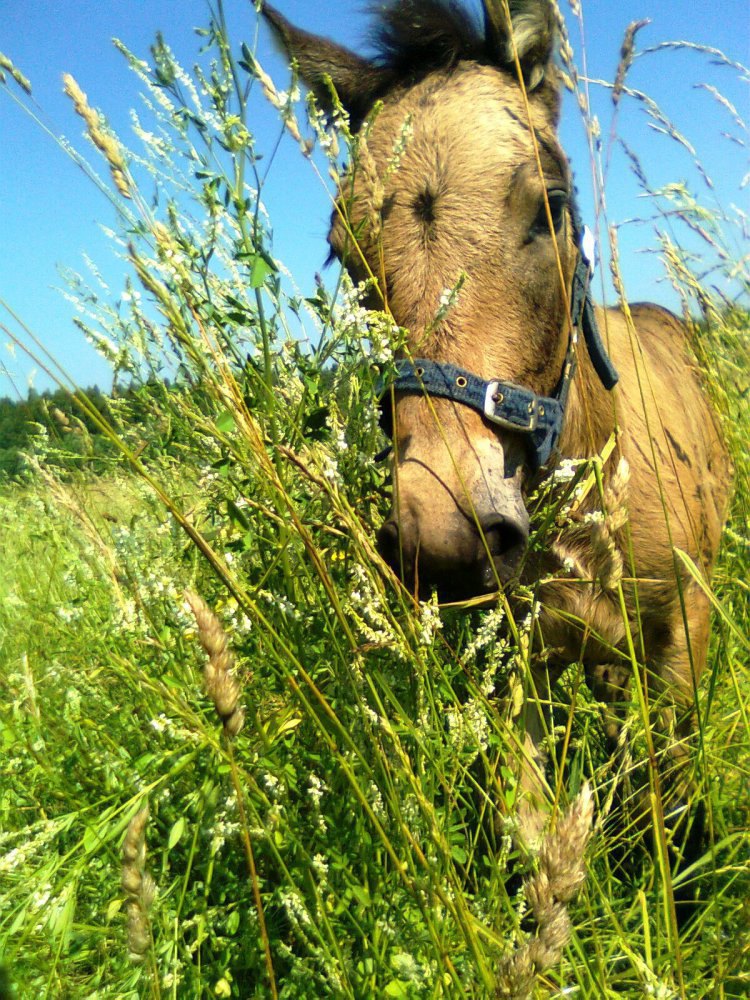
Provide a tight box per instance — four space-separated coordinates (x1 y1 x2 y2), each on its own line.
560 344 618 462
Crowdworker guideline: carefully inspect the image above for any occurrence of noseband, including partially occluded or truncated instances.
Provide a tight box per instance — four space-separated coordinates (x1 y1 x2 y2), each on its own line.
378 197 619 469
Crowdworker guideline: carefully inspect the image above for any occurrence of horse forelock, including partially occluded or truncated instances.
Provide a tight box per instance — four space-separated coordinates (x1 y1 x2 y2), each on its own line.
369 0 488 82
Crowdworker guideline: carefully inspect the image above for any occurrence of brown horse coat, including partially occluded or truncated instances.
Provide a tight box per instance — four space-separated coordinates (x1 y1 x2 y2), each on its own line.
263 0 732 852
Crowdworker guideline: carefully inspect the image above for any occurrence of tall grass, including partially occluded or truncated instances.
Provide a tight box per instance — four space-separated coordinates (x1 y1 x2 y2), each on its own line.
0 3 748 997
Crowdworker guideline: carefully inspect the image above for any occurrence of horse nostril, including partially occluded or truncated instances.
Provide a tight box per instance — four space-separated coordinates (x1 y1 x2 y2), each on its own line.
376 520 401 568
480 515 530 579
484 517 529 557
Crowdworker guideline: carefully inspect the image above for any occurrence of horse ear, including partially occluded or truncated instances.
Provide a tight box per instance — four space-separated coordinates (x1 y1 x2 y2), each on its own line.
483 0 556 91
262 4 388 124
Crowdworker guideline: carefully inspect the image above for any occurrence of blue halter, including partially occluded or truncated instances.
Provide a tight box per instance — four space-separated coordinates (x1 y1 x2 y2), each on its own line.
379 200 618 469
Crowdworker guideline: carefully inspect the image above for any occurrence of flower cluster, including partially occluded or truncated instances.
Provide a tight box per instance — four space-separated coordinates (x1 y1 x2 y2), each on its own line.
445 695 491 761
346 563 407 657
332 272 400 365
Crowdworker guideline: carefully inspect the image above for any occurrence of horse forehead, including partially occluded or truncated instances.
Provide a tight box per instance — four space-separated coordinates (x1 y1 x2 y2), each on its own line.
367 64 552 171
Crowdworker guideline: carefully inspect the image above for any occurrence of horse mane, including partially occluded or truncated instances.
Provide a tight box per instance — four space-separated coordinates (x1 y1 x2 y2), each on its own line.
369 0 489 83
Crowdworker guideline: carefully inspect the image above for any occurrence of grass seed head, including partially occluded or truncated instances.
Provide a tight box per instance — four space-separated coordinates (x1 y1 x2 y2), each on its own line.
590 457 631 592
62 72 131 198
184 589 245 738
613 20 651 106
0 50 32 93
121 804 153 965
495 784 594 999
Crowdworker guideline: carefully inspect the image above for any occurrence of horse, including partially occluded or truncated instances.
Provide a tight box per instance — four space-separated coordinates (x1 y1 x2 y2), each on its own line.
262 0 732 911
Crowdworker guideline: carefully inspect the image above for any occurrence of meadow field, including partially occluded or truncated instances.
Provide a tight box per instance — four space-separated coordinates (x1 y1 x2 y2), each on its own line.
1 3 748 997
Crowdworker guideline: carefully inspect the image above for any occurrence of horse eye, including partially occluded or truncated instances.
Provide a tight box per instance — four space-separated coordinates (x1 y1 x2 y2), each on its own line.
529 189 568 239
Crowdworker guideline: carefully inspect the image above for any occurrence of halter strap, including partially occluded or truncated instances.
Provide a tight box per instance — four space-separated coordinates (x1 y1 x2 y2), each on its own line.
378 196 618 468
569 198 619 392
381 359 566 467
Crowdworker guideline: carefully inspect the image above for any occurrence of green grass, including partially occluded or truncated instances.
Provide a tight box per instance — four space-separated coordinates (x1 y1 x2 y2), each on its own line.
1 5 749 998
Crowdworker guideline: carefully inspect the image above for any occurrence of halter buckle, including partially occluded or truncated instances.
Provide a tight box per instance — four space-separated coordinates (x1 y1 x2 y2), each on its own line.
484 381 538 432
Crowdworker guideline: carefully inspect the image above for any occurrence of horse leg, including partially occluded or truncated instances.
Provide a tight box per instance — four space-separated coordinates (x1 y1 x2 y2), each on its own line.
583 660 643 871
585 660 633 758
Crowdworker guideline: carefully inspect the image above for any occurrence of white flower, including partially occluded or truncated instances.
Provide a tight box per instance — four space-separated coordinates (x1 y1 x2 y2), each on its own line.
321 454 340 483
582 510 605 524
391 951 423 982
307 773 327 808
262 772 280 796
417 594 443 647
281 889 311 927
369 781 386 819
446 696 490 759
551 458 581 484
345 563 406 655
311 853 328 880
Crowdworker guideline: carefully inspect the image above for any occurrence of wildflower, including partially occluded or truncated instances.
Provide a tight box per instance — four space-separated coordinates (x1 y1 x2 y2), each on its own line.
368 781 386 820
328 418 348 454
321 453 340 484
383 113 414 179
582 510 605 525
417 593 443 647
550 458 580 484
446 696 490 759
307 772 327 808
281 889 311 927
258 588 300 621
311 854 329 880
332 271 399 363
432 274 467 326
346 563 407 657
30 885 52 910
391 951 423 982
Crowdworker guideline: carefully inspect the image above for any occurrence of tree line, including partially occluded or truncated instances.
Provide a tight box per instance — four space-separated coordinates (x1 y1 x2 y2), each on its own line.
0 381 174 478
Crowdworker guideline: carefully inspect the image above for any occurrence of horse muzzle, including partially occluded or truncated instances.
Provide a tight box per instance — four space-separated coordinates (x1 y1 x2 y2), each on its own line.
377 498 530 602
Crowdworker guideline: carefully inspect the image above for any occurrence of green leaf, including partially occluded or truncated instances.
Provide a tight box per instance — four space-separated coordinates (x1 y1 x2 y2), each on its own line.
302 406 330 440
350 885 371 908
384 982 410 997
168 816 186 850
216 410 236 434
83 825 102 854
226 497 251 530
247 252 278 288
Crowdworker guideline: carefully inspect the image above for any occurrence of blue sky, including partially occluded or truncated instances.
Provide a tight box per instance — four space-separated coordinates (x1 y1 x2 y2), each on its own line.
1 0 747 398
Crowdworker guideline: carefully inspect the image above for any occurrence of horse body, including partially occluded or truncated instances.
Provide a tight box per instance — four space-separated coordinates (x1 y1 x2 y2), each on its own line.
542 301 730 758
264 0 732 870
